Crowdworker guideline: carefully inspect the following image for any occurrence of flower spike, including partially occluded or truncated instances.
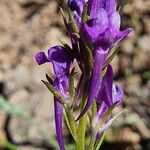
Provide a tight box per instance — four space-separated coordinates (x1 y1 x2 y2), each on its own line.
35 0 133 149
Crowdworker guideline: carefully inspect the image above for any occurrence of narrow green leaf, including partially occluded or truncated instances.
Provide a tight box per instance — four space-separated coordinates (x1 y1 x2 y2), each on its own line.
82 4 88 22
63 110 73 135
79 39 93 75
101 67 107 80
95 104 116 132
76 114 87 150
88 100 97 127
60 0 79 33
88 101 97 150
76 96 87 150
104 46 118 68
95 132 106 150
69 68 76 100
60 7 68 29
64 106 77 141
46 73 53 84
69 13 79 33
91 101 97 124
41 80 65 104
58 38 72 50
85 42 93 69
88 132 95 150
97 110 125 134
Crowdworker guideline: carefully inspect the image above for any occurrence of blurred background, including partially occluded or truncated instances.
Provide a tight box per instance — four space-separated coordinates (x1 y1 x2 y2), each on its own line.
0 0 149 149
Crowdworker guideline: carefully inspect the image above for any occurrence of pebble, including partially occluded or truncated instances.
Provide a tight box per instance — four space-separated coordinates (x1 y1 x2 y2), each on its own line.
138 35 150 52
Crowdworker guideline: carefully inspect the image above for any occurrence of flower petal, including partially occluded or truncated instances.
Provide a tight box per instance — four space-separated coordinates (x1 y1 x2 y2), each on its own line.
68 0 85 16
96 109 124 140
81 21 101 43
76 48 108 121
115 28 133 43
97 65 113 106
54 100 65 150
94 102 108 124
88 0 105 17
48 46 73 77
97 28 116 50
81 9 109 43
109 11 121 31
88 0 116 16
105 0 116 14
53 75 69 150
112 84 124 105
97 65 124 106
35 52 49 65
95 65 124 126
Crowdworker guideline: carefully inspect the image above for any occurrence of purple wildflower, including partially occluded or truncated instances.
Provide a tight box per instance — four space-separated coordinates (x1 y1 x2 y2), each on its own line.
76 0 132 120
68 0 84 16
35 46 73 150
95 65 124 141
68 0 85 68
96 65 124 120
68 0 85 27
35 0 132 149
83 0 132 45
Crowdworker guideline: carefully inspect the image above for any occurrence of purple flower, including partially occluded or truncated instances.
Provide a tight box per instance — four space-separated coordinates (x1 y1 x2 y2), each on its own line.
95 65 124 141
76 48 108 121
36 46 73 77
68 0 84 16
96 65 124 119
68 0 85 27
35 46 73 150
97 65 124 107
35 0 132 149
82 0 132 45
68 0 85 70
76 0 132 120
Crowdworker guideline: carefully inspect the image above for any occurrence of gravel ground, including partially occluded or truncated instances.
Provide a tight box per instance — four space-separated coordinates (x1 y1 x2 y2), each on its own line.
0 0 149 150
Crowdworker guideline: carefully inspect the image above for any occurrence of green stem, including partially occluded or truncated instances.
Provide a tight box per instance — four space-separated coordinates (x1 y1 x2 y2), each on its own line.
89 132 95 150
76 96 87 150
76 114 87 150
64 106 77 141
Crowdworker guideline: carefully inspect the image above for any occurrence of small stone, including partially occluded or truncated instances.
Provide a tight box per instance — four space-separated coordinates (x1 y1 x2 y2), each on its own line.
123 4 134 15
9 89 30 107
127 74 142 95
119 54 132 73
0 71 4 81
119 127 140 143
138 35 150 52
133 50 150 72
4 65 31 94
10 117 29 142
121 39 135 55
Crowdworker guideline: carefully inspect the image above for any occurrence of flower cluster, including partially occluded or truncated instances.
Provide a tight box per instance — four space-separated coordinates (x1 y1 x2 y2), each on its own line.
35 0 132 149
